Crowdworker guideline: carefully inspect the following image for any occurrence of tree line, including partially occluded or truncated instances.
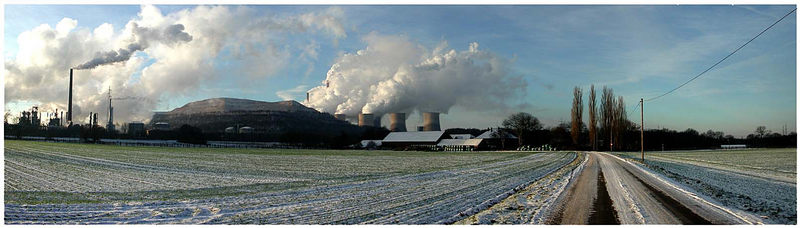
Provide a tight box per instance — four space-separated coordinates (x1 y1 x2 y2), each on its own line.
498 84 796 150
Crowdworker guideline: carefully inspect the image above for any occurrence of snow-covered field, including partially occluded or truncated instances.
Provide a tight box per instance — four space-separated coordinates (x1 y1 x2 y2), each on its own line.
455 152 587 224
4 140 576 224
614 149 796 224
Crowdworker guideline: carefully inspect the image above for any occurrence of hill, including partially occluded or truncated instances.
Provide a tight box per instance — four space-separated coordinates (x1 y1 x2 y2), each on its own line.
149 98 364 141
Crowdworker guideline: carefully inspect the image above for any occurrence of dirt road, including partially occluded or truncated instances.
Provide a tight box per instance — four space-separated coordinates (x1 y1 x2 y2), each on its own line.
549 152 758 225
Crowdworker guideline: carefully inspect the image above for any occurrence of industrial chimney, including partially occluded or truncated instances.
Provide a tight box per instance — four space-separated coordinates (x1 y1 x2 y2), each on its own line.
107 87 114 132
358 113 374 127
67 68 73 125
388 113 407 132
422 112 441 131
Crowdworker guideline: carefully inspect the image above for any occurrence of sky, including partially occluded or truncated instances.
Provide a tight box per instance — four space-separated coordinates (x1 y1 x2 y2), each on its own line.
3 4 796 137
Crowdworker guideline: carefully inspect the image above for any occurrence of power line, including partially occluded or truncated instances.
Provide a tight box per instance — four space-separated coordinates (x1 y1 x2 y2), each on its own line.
627 102 640 118
645 8 796 102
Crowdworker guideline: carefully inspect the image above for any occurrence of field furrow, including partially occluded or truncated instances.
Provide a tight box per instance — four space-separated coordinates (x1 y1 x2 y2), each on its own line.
5 140 575 224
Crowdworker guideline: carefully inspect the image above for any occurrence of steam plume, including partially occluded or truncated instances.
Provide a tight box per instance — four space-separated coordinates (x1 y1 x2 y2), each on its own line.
74 23 192 70
305 33 527 117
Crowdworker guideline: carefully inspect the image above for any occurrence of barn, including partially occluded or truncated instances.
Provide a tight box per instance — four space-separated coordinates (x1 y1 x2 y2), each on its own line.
381 131 448 149
437 138 485 151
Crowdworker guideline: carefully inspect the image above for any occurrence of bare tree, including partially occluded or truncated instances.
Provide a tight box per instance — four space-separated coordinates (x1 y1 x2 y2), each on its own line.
491 126 510 149
755 126 770 138
614 96 626 150
600 86 615 150
571 86 583 146
588 85 597 150
502 112 543 147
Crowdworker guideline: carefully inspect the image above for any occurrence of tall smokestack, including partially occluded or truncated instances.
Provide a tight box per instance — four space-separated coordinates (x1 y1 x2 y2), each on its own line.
358 113 374 127
67 69 73 125
389 113 407 132
423 112 441 131
107 87 114 131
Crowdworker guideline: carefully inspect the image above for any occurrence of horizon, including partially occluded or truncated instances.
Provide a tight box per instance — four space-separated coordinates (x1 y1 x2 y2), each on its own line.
4 4 797 137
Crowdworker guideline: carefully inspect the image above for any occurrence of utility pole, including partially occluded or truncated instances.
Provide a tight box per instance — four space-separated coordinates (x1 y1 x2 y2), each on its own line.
640 98 644 162
610 120 614 152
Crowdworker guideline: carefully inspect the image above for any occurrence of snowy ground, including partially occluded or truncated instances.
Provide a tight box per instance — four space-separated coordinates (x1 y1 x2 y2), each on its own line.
4 140 576 224
455 152 587 224
614 149 796 224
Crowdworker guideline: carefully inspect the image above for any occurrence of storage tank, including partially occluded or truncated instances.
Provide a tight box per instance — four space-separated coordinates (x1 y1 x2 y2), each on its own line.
224 127 236 134
422 112 441 131
388 113 407 132
358 113 374 127
238 126 254 134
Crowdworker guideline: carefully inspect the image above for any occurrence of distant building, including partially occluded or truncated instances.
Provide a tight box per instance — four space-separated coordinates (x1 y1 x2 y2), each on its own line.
224 127 236 134
721 144 747 149
437 139 485 151
476 128 518 139
449 134 474 139
154 122 170 131
381 131 448 148
127 122 145 137
477 128 518 150
238 126 254 134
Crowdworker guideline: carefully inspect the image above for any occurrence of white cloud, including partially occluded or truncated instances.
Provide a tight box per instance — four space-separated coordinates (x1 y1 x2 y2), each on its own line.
5 5 347 125
276 85 310 101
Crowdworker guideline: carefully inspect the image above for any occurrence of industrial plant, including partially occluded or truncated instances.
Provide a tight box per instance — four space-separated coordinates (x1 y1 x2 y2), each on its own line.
2 66 529 151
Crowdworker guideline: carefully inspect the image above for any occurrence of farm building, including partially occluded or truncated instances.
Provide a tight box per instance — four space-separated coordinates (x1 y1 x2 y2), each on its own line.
721 144 747 149
437 139 485 151
476 128 518 150
449 134 474 139
381 131 448 148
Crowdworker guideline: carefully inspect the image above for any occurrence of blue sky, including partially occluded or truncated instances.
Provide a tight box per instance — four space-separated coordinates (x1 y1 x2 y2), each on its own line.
4 5 796 137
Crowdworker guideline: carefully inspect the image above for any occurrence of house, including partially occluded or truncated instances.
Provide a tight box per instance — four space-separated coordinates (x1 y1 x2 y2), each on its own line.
477 128 518 150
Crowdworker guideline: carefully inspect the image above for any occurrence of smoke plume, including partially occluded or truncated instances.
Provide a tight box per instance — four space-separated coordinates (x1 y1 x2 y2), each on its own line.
305 33 528 117
74 23 192 70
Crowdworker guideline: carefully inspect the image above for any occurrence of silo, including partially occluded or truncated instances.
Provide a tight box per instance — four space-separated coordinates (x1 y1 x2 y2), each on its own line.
388 113 407 132
358 113 374 127
422 112 441 131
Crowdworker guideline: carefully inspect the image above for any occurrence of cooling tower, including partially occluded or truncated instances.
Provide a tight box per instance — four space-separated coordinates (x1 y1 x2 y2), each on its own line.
422 112 441 131
334 114 346 121
358 113 374 127
373 114 383 127
388 113 407 132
